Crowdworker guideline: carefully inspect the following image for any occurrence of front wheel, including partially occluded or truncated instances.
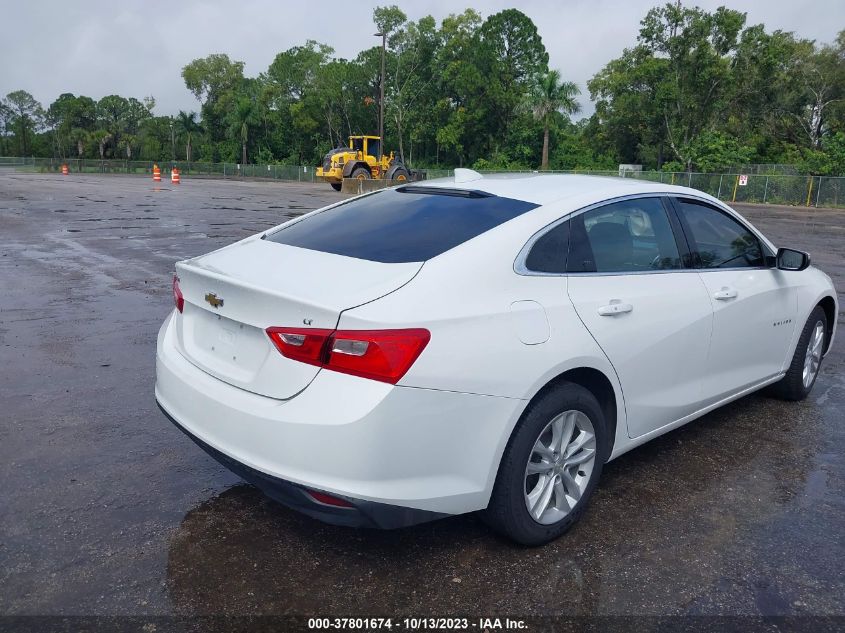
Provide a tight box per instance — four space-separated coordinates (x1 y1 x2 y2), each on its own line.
768 306 828 401
330 182 342 191
483 382 607 545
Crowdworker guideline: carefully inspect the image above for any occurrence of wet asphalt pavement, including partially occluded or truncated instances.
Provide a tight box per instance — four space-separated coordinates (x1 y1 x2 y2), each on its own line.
1 172 843 619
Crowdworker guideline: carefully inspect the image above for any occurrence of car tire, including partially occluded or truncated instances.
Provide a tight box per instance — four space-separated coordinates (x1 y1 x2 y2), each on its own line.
768 306 828 401
482 382 608 546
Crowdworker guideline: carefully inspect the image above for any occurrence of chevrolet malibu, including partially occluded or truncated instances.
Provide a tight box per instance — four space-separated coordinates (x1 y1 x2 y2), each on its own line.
155 171 837 545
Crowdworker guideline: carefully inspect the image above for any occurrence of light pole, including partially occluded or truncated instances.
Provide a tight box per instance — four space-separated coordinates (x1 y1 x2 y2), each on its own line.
374 31 385 161
169 117 175 162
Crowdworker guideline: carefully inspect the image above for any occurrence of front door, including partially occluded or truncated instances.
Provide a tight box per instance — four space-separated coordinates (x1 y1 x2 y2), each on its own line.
673 198 798 403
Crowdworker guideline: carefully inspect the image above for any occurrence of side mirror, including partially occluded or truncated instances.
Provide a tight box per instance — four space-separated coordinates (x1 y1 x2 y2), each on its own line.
776 247 810 271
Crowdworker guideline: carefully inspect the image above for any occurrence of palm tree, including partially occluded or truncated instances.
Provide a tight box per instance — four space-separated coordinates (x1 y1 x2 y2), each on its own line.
93 129 112 159
121 134 136 160
69 128 87 158
228 97 257 165
175 110 201 163
532 70 581 171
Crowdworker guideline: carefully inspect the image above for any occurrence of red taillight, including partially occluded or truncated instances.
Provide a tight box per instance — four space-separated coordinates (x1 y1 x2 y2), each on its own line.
265 327 430 384
305 489 354 508
327 329 430 383
172 275 184 313
266 327 333 366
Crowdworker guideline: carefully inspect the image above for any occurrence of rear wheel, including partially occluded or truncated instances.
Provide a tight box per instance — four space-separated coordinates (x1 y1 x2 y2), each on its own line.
768 306 827 401
483 382 607 546
351 167 370 181
390 167 410 182
330 182 342 191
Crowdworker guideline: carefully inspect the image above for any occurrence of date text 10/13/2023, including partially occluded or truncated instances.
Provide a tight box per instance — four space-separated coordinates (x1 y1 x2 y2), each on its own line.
307 617 528 630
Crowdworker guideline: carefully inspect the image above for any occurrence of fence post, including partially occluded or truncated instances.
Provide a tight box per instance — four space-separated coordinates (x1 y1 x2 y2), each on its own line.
688 172 692 187
805 177 813 207
815 176 822 207
717 174 723 199
763 176 769 204
732 175 739 202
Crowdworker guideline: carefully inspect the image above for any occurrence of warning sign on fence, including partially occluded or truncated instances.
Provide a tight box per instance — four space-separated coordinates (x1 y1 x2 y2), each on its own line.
738 174 748 186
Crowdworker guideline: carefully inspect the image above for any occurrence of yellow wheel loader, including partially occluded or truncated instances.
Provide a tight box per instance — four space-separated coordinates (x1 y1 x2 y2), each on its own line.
316 135 412 191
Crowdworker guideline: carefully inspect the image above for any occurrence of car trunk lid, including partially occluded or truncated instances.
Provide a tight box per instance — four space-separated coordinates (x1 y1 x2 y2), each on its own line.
173 237 422 399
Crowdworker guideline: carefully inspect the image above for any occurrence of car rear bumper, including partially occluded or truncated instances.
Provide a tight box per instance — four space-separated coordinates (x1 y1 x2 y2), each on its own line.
157 401 446 528
155 312 523 523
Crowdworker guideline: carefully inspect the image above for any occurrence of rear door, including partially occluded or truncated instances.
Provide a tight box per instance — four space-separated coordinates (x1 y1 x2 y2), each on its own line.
565 196 714 438
672 198 798 402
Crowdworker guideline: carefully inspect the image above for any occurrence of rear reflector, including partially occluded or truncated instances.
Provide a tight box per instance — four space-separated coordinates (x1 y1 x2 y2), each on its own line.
306 489 354 508
266 327 430 384
172 275 184 313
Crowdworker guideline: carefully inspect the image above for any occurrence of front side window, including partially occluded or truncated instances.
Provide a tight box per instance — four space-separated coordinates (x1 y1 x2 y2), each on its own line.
677 200 764 269
568 197 682 273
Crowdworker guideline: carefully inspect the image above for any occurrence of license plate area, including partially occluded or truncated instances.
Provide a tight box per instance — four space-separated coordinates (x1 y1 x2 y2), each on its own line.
183 306 271 382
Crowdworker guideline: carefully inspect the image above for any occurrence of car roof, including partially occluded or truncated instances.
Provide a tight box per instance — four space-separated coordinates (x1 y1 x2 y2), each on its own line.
418 172 705 207
411 171 777 261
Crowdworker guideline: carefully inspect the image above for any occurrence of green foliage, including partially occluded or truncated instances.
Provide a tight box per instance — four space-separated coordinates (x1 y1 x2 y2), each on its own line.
799 133 845 175
182 54 245 103
589 5 845 173
373 5 406 36
686 131 754 172
3 90 44 155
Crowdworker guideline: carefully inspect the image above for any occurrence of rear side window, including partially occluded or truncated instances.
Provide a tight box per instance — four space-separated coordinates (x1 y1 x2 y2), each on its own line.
525 220 570 273
568 197 682 273
265 187 538 263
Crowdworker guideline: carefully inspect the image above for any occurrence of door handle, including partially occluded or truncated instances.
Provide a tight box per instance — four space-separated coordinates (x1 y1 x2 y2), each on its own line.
713 287 738 301
597 301 633 316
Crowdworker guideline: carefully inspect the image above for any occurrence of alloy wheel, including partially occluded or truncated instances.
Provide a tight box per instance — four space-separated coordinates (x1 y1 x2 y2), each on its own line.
802 320 825 388
524 410 597 525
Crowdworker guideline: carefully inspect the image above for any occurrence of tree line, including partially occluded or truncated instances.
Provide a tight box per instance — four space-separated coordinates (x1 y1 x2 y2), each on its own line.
2 4 844 174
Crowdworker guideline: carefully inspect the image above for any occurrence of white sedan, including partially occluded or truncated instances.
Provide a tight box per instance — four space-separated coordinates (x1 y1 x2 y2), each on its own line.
156 171 837 545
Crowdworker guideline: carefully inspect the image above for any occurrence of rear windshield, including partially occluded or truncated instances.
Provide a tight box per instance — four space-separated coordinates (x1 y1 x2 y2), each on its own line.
264 187 538 263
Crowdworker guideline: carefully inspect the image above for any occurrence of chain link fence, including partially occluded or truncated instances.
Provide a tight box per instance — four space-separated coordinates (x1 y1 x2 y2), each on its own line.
5 157 845 209
4 157 322 182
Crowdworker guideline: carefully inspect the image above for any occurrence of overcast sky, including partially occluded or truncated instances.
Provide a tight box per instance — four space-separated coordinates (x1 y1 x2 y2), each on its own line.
2 1 843 120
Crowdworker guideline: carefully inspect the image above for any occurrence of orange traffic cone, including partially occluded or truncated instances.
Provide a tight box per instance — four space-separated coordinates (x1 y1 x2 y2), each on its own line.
171 168 181 185
61 164 69 175
153 164 161 182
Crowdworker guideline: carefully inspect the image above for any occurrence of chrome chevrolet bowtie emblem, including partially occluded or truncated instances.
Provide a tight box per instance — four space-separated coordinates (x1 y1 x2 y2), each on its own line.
204 292 224 308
